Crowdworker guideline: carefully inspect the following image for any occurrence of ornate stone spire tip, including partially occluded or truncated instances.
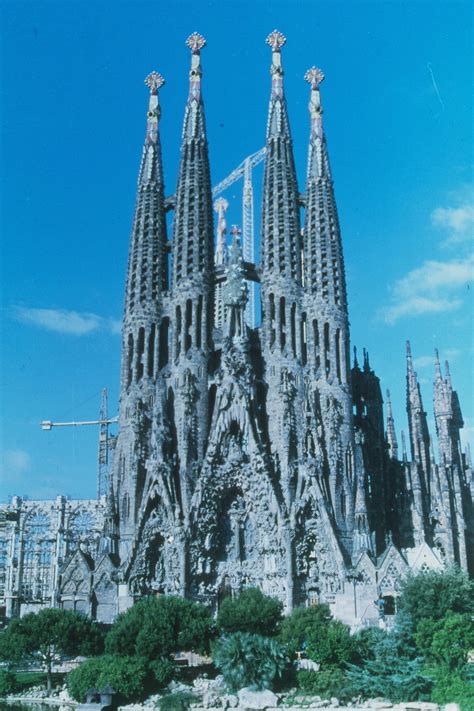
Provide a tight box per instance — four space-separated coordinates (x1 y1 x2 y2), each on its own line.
144 71 165 93
266 30 286 51
186 32 206 53
305 66 325 88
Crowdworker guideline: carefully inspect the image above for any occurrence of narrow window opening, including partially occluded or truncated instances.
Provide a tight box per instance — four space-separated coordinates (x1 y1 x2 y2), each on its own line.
301 312 307 366
291 303 297 358
185 299 192 351
175 306 182 359
159 317 170 369
269 294 276 347
136 327 145 380
147 324 156 377
313 319 320 370
324 322 330 375
280 296 286 349
196 296 203 349
335 328 341 383
127 333 134 387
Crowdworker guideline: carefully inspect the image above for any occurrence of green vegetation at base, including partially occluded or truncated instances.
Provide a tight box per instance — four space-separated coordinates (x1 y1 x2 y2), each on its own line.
1 568 473 707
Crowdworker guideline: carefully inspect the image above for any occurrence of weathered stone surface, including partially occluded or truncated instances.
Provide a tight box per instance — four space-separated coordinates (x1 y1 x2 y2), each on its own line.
237 688 279 709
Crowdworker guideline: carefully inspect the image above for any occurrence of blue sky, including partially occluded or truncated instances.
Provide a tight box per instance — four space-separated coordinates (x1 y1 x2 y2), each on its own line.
0 0 472 502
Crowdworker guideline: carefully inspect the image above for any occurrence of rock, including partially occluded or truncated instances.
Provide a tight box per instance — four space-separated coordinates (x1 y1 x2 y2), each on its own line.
237 688 279 709
443 705 460 711
367 701 393 709
330 699 339 707
402 704 439 711
202 691 221 708
221 694 239 709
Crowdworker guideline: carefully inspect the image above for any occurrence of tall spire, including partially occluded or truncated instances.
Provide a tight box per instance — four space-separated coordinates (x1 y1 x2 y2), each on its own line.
433 349 464 466
261 30 301 285
124 71 167 324
303 66 347 308
171 32 214 288
406 341 431 481
214 197 228 267
385 389 398 460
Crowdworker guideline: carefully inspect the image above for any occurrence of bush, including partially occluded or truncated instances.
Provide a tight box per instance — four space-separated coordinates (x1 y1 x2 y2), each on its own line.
67 655 152 702
430 665 474 710
306 619 355 669
345 635 432 702
278 604 332 658
149 658 174 687
106 596 213 660
352 627 388 663
296 669 351 702
397 566 474 634
0 669 18 696
213 632 288 691
417 612 474 671
217 588 283 637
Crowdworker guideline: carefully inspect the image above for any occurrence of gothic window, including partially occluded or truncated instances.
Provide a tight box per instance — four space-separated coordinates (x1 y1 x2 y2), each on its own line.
127 333 134 387
312 319 320 369
269 294 276 347
335 329 341 383
290 303 297 357
185 299 193 351
279 297 286 349
324 322 330 374
136 327 145 380
147 324 156 377
301 312 307 366
175 306 182 359
21 538 35 599
159 317 170 369
196 296 203 349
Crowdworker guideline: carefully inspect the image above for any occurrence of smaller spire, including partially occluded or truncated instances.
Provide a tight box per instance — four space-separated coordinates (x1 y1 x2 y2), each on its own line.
304 65 325 138
186 32 206 102
266 30 286 97
401 429 408 463
353 345 359 369
386 389 398 460
214 198 228 267
445 359 452 388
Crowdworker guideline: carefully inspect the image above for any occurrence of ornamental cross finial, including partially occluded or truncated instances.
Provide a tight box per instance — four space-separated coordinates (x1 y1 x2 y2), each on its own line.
186 32 206 53
266 30 286 52
304 66 325 89
144 71 165 93
230 225 242 238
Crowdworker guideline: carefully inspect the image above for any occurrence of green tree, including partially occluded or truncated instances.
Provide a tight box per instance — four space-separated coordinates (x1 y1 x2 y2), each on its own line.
345 634 432 702
217 588 283 637
105 595 213 660
213 632 287 692
67 655 168 703
278 604 332 658
415 612 474 671
397 566 474 632
0 608 104 693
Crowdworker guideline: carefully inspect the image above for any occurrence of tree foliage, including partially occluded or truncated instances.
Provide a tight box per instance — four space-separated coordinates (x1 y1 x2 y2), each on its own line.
67 654 160 703
217 588 283 638
397 566 474 632
0 608 104 692
415 612 474 670
278 604 332 658
213 632 288 692
105 595 213 660
345 634 432 702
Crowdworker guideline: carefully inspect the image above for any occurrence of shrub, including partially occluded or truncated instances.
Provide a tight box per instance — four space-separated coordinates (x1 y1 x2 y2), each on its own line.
306 619 355 669
278 604 332 659
430 665 474 710
217 588 283 637
149 658 174 688
158 691 199 711
352 627 388 663
427 612 474 671
0 669 18 696
345 635 432 702
67 655 152 702
213 632 288 691
106 595 213 659
296 669 351 702
397 566 474 634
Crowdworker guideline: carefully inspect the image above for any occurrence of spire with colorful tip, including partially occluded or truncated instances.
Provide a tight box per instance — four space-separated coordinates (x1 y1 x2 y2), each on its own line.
386 389 398 460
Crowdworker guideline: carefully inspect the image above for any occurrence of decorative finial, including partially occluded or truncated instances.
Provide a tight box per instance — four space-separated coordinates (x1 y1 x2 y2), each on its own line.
230 225 242 239
214 197 229 214
304 66 325 89
266 30 286 52
144 71 165 93
186 32 206 53
386 389 391 402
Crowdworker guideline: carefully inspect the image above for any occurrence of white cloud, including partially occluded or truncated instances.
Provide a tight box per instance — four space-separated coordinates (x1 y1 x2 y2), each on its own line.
431 186 474 246
13 307 121 336
381 255 473 324
413 348 460 370
1 449 31 475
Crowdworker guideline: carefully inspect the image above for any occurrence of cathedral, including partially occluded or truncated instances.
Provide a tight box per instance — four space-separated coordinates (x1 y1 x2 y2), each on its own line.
1 31 472 628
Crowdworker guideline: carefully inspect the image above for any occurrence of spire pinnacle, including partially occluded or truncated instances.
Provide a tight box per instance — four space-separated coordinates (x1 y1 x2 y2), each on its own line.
266 30 286 96
214 198 228 267
186 32 206 101
143 71 164 145
305 66 325 136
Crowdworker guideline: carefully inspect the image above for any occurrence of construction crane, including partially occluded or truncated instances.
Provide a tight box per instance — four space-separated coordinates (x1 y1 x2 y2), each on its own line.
212 147 265 328
41 388 118 500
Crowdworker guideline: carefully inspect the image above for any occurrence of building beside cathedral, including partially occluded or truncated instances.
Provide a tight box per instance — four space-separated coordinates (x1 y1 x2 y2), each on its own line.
1 31 472 628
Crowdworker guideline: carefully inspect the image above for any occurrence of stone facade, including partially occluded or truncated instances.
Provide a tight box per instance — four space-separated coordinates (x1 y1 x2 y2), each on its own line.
1 32 472 628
